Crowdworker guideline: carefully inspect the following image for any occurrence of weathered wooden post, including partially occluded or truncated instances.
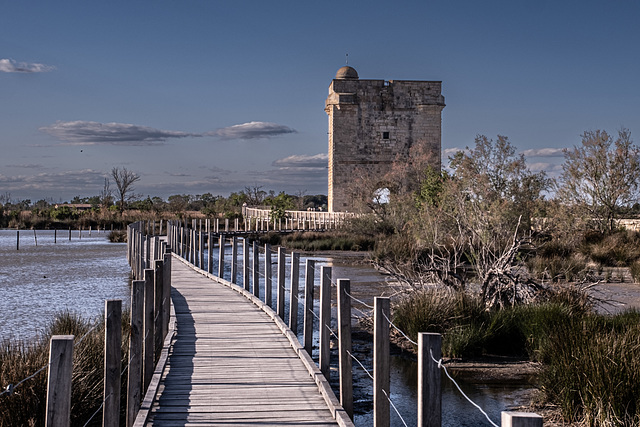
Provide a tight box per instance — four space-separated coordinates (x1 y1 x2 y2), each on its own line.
277 247 286 319
303 259 315 355
45 335 74 427
418 332 441 427
154 259 164 354
225 218 229 232
253 241 260 298
68 226 71 241
145 232 151 270
127 281 144 427
337 279 353 419
54 228 57 244
243 238 250 291
289 252 300 333
501 412 543 427
143 268 154 391
162 247 172 339
231 236 238 284
218 234 226 279
199 227 204 268
319 266 332 380
16 229 19 251
207 229 212 273
264 243 272 306
103 299 122 427
374 297 390 427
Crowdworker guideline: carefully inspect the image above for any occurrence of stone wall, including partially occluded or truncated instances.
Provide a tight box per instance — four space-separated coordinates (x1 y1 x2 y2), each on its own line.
326 73 444 212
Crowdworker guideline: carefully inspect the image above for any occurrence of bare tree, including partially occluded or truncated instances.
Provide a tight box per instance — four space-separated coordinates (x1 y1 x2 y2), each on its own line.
100 177 113 209
111 167 140 213
558 128 640 231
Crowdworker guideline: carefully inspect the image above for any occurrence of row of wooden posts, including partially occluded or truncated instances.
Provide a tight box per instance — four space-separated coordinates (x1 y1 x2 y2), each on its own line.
14 226 113 250
43 221 171 427
164 220 542 427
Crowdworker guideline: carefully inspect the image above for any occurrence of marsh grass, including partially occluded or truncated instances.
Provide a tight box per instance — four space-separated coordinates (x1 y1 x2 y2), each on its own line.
260 231 375 251
539 311 640 426
392 288 640 425
0 311 131 427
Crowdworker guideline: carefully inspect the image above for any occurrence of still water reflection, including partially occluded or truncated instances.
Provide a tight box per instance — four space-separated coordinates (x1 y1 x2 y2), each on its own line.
0 229 130 341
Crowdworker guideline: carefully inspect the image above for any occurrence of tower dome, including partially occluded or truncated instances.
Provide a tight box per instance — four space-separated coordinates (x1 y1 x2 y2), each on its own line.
335 66 359 80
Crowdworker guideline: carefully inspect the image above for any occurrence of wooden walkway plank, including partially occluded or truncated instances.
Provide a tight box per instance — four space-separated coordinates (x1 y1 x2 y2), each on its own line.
143 256 350 426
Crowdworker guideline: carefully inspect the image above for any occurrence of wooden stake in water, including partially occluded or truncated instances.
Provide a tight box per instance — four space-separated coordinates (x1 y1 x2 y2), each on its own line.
16 230 19 251
54 228 57 244
33 229 38 246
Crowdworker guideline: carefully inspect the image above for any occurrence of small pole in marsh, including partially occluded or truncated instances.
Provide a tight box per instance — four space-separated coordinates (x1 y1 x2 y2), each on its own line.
33 229 38 246
54 228 57 244
16 229 19 251
68 227 71 241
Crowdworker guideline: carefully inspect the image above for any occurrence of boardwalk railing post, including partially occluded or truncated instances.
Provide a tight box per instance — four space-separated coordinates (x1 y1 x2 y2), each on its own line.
319 266 332 380
154 259 164 355
277 247 286 319
243 238 250 291
418 332 442 427
374 297 390 427
501 412 543 427
127 281 144 427
289 252 300 334
45 335 74 427
252 241 260 298
103 299 122 427
207 229 213 274
337 278 353 419
199 227 204 268
231 236 238 284
218 234 226 278
143 268 155 391
303 259 315 355
163 247 172 340
264 243 272 307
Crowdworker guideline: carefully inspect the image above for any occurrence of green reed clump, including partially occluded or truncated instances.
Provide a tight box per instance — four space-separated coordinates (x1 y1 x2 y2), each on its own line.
276 231 375 251
539 311 640 426
0 310 130 427
392 286 590 359
630 260 640 283
108 229 127 243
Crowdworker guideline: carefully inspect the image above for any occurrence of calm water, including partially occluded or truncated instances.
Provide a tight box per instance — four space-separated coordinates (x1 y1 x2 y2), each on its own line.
0 229 131 341
0 231 530 425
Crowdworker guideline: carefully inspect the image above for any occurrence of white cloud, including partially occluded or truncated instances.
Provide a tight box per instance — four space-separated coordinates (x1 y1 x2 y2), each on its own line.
40 121 198 146
0 58 55 73
443 147 465 157
0 169 105 195
5 164 46 169
528 162 563 173
521 148 565 157
209 121 296 140
272 153 328 168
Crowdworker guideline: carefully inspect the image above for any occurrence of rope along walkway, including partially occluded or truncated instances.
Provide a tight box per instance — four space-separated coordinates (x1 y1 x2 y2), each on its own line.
145 256 343 426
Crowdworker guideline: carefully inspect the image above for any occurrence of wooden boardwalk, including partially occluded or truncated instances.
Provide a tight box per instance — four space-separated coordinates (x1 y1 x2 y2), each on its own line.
143 256 346 426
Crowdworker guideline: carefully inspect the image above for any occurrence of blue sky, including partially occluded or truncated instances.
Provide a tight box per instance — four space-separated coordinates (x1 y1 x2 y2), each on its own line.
2 0 639 202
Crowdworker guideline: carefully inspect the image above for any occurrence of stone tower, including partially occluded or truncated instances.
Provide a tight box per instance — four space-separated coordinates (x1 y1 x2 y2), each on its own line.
325 66 445 212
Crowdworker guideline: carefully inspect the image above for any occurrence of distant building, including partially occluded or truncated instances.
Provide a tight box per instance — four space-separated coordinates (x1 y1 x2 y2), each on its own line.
325 66 445 212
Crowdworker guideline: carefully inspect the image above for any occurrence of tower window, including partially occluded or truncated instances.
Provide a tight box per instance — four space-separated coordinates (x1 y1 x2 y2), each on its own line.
382 132 390 140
